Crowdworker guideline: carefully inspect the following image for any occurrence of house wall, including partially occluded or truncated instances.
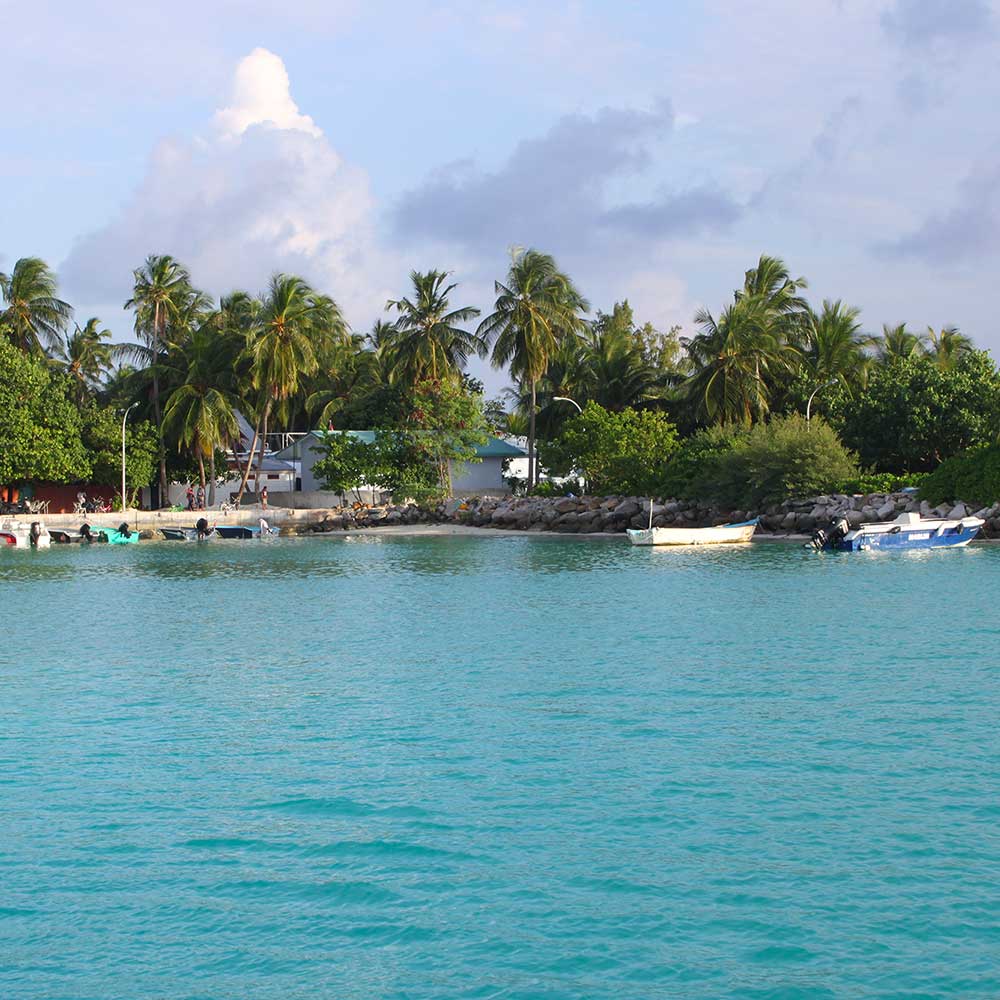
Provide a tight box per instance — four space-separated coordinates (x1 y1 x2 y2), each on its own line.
451 458 506 493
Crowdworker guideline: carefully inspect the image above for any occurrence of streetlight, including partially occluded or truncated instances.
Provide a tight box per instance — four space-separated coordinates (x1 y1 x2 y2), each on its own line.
552 396 585 494
806 379 837 423
552 396 583 414
121 402 139 512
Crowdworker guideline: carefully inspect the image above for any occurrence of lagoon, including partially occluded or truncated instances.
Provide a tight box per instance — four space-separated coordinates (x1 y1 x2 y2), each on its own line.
2 535 999 999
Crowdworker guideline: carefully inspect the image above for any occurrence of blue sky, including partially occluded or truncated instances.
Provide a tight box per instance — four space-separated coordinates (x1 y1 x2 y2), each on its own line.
3 0 999 392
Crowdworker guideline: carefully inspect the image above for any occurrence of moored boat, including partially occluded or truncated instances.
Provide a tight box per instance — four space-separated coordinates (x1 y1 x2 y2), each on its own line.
0 520 51 548
810 512 983 552
627 518 758 547
214 524 260 539
94 523 140 545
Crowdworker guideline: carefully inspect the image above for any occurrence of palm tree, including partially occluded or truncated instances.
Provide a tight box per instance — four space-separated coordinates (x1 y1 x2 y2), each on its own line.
578 323 663 412
237 274 344 502
683 255 806 425
479 249 589 485
799 300 869 394
384 270 484 384
926 325 973 370
125 255 197 505
162 323 240 498
53 318 115 403
868 323 927 363
0 257 72 354
683 297 795 424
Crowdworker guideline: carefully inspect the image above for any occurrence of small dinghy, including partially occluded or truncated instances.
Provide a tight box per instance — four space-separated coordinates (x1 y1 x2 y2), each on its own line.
628 518 758 547
95 523 140 545
810 511 983 552
215 524 260 539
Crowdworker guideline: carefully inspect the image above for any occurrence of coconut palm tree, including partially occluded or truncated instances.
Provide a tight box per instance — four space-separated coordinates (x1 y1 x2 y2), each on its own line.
0 257 73 354
683 296 795 425
162 323 241 497
53 318 115 403
868 322 927 363
236 274 344 502
125 255 198 505
926 325 973 370
384 270 484 384
683 255 806 425
799 300 869 393
479 249 589 485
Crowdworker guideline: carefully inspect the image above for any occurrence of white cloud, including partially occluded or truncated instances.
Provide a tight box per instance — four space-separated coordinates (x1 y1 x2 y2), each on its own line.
214 48 321 139
61 48 395 329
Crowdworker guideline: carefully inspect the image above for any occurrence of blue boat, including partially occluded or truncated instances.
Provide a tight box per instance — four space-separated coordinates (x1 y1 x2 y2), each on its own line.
811 512 983 552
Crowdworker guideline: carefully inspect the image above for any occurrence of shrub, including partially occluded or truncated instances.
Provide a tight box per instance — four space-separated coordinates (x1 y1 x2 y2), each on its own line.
838 471 926 495
919 445 1000 506
660 425 743 499
690 414 858 507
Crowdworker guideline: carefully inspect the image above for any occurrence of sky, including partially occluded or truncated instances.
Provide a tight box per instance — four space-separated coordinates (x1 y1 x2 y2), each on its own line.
3 0 999 393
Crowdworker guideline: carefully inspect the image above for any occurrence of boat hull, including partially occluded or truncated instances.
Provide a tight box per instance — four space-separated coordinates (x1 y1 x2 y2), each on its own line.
95 528 139 545
627 519 758 547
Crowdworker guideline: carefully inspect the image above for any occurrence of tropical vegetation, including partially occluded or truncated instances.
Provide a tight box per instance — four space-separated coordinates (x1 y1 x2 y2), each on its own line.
1 246 998 507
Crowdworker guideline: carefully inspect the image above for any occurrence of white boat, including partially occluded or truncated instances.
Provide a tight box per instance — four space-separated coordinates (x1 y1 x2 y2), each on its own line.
627 518 758 547
0 520 51 548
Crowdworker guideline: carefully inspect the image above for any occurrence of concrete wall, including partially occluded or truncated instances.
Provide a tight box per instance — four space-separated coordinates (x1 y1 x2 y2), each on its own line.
269 489 387 509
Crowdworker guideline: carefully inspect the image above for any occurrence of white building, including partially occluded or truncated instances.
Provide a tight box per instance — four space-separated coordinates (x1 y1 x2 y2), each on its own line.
273 431 525 499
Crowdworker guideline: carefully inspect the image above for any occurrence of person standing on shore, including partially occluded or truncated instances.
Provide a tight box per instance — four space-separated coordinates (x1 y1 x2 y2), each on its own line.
260 485 268 510
186 485 195 511
196 484 205 510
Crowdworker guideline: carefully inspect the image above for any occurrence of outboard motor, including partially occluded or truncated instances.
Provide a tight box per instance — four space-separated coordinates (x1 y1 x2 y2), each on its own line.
29 522 41 547
809 517 850 551
118 522 132 539
80 522 95 543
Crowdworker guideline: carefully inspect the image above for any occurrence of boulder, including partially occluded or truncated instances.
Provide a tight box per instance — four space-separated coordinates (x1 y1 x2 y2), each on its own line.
876 501 896 521
948 502 967 520
920 500 933 517
846 510 864 528
613 499 641 518
780 512 798 531
554 498 579 513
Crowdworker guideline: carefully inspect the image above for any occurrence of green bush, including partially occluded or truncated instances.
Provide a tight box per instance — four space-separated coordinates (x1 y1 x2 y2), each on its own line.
660 425 742 499
538 402 678 496
529 478 584 498
919 445 1000 506
691 414 858 507
838 471 926 495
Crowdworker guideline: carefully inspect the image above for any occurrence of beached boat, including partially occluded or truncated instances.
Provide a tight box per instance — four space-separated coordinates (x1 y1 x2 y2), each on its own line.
627 518 758 547
810 512 983 552
161 526 215 541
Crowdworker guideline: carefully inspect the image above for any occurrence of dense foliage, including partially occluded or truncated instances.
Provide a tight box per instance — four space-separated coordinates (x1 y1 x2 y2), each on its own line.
0 340 155 490
919 446 1000 506
539 402 679 496
831 353 1000 473
1 246 997 506
662 416 858 507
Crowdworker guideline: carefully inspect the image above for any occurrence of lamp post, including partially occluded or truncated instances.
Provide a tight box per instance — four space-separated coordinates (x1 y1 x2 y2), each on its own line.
552 396 585 494
552 395 583 414
806 380 837 423
121 402 139 512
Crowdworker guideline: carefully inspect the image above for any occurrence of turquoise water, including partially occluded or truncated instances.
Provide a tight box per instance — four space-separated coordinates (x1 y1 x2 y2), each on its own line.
2 535 999 999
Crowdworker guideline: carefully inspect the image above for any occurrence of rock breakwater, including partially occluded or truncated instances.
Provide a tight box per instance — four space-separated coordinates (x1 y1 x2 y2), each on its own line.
302 492 1000 538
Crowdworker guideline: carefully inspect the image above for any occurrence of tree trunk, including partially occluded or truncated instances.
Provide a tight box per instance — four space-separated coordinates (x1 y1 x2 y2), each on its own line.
197 449 206 491
529 380 537 487
254 398 272 502
236 412 262 504
152 301 168 507
208 450 216 506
